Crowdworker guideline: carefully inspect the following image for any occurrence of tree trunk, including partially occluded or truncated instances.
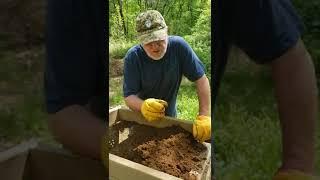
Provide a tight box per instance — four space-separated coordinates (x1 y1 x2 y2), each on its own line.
125 0 129 37
117 0 127 37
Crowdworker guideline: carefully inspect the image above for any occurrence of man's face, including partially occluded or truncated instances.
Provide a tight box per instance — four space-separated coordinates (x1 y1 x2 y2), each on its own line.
142 37 168 60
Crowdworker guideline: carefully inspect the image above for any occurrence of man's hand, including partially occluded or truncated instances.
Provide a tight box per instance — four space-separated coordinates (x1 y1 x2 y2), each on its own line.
48 105 106 160
141 98 168 121
273 170 319 180
193 115 211 142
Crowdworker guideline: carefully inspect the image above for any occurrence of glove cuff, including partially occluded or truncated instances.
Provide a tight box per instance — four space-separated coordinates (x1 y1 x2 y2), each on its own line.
196 115 211 121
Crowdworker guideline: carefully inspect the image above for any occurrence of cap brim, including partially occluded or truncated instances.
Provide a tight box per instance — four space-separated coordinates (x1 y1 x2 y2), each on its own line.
138 28 167 44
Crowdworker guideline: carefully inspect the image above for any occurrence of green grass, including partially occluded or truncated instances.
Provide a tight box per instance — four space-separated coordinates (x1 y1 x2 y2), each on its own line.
214 66 320 179
0 47 53 144
0 94 49 142
176 79 198 121
109 77 125 107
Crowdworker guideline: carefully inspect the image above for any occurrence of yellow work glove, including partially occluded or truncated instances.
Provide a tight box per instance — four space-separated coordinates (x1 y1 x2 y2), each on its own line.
193 115 211 142
101 130 108 173
141 98 168 122
273 170 319 180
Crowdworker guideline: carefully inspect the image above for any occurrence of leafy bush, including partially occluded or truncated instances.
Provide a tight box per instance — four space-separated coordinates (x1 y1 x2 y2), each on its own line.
184 0 211 80
109 38 137 59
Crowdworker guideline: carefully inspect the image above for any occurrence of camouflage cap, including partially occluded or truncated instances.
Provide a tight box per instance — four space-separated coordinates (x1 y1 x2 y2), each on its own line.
136 10 168 44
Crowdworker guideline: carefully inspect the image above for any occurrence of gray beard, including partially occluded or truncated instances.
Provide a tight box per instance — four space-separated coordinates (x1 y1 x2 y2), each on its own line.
149 51 166 60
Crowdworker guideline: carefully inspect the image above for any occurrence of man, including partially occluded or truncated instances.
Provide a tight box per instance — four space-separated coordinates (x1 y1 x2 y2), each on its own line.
123 10 211 142
213 0 318 179
44 0 108 171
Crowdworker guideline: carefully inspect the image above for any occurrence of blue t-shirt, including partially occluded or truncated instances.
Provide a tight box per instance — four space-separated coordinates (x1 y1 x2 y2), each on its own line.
213 0 304 104
44 0 106 119
123 36 205 117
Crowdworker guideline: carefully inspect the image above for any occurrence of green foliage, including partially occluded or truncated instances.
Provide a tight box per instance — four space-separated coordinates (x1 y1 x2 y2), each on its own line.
184 0 211 79
109 4 125 38
109 0 211 40
109 38 137 58
109 93 125 107
109 0 212 78
165 0 205 36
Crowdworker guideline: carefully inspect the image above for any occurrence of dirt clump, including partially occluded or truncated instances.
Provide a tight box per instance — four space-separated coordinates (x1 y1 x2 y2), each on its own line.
109 120 208 180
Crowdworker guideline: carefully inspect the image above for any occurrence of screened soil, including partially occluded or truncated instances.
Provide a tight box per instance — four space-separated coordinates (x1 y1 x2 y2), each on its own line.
109 120 208 180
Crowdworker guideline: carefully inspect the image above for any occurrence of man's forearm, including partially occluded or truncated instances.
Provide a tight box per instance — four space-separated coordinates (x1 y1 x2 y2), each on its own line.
48 105 106 160
124 95 144 112
271 39 318 173
196 75 211 116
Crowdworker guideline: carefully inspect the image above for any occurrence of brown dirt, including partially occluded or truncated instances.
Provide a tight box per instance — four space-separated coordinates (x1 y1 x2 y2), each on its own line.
109 59 124 77
109 120 208 180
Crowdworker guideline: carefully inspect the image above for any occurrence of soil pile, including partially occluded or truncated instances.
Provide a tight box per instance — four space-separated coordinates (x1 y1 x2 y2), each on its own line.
109 120 208 180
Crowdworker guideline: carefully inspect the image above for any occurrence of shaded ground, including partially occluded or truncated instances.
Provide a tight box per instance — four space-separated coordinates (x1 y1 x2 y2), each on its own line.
0 0 45 49
108 58 124 108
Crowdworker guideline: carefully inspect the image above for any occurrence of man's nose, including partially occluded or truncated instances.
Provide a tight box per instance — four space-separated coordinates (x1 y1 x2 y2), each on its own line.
151 42 160 49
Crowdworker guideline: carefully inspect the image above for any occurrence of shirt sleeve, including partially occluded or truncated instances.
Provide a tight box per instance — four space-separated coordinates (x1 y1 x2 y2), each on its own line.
229 0 304 63
123 50 141 97
178 37 205 81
